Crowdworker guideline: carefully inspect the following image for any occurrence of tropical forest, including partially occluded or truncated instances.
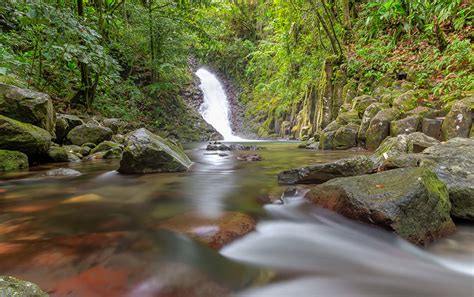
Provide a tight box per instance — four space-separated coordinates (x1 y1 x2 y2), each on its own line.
0 0 473 296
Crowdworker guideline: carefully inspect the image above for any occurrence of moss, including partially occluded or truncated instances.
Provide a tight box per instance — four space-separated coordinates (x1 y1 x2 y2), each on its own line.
0 149 29 171
421 169 451 213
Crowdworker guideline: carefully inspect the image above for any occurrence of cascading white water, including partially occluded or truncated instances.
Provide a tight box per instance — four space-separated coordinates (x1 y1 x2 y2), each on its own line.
196 68 243 141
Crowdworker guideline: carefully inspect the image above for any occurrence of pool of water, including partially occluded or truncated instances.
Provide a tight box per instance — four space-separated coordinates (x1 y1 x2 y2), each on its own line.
0 142 472 296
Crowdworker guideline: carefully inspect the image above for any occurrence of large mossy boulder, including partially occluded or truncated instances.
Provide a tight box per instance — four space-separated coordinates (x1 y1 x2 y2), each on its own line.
66 122 113 145
366 108 401 151
441 101 472 140
0 276 48 296
392 90 417 111
118 128 193 174
0 115 51 156
422 138 474 220
278 155 375 184
335 109 360 125
0 83 56 136
305 167 455 245
332 123 359 150
0 150 28 171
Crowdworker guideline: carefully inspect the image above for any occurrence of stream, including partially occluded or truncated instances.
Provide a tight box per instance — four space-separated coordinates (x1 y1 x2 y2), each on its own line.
0 143 473 296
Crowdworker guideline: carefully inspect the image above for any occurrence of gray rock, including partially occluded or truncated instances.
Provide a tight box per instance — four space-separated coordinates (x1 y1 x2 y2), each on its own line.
102 118 125 134
0 83 56 136
422 138 474 220
118 128 193 174
390 116 420 136
441 101 472 140
305 167 455 245
333 124 359 150
357 103 389 142
318 130 336 150
366 108 401 150
278 155 375 184
351 95 376 116
422 118 443 140
67 122 113 145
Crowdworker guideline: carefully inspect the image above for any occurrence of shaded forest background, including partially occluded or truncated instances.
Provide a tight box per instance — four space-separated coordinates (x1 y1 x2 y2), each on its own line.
1 0 472 140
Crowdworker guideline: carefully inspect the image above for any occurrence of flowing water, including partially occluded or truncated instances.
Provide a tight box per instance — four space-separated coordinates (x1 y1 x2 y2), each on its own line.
0 143 473 296
195 68 244 141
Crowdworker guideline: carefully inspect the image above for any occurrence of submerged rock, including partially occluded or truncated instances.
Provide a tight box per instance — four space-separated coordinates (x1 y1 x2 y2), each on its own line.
278 156 375 184
44 168 81 177
206 142 262 151
0 115 51 156
156 211 256 249
422 138 474 220
305 167 455 245
0 83 56 136
67 122 113 146
118 128 193 174
237 153 263 161
0 276 47 296
0 149 28 171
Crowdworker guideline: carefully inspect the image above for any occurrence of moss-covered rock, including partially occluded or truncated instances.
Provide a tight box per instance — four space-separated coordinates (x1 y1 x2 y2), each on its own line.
90 141 121 154
305 167 455 245
118 128 193 174
0 83 56 136
80 145 91 156
351 95 376 116
47 146 69 162
86 140 122 159
365 108 401 151
278 155 375 184
0 276 48 296
392 90 417 111
0 149 28 171
66 122 113 145
390 116 420 136
335 109 360 125
102 118 125 134
422 138 474 220
357 102 389 143
318 130 336 150
333 123 359 150
406 106 437 119
441 101 472 140
0 115 51 156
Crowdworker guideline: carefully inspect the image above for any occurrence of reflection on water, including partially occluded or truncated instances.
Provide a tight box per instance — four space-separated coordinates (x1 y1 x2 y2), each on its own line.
0 142 472 296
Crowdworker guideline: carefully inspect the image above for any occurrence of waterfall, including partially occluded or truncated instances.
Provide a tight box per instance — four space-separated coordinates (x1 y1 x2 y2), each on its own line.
196 68 243 141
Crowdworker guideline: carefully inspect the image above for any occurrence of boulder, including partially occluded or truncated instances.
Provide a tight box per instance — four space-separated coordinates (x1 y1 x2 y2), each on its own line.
357 103 389 142
90 140 122 154
332 124 359 150
422 138 474 220
118 128 193 174
392 90 417 111
60 114 84 128
335 109 360 125
0 115 51 156
0 150 28 171
441 101 472 140
0 83 56 135
55 114 84 144
0 276 48 297
408 132 440 153
67 122 113 145
102 118 124 134
365 108 401 151
422 118 443 140
407 106 437 118
305 167 455 245
278 155 375 184
47 146 69 162
80 145 91 156
390 116 420 136
88 140 122 159
351 95 376 116
318 130 336 150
